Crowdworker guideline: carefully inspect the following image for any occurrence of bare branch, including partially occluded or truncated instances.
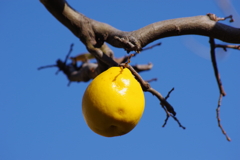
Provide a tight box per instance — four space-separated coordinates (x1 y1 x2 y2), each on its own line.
161 88 186 129
123 64 176 116
140 42 162 52
145 78 157 83
216 94 231 141
122 64 185 128
38 43 100 83
215 44 240 51
209 37 231 141
38 64 57 70
64 43 74 64
39 0 236 138
207 13 234 22
165 88 175 100
132 63 153 73
39 59 153 84
40 0 240 55
209 38 226 96
132 14 240 50
114 42 161 64
162 88 186 129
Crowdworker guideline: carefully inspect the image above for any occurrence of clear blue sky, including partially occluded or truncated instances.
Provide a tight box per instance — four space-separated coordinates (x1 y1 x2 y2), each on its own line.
1 0 239 160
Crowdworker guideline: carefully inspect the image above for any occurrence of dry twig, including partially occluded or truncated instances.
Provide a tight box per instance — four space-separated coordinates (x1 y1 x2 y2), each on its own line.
207 13 234 22
216 94 231 141
121 64 185 129
209 38 226 96
209 37 231 141
161 88 186 129
215 44 240 51
145 78 157 83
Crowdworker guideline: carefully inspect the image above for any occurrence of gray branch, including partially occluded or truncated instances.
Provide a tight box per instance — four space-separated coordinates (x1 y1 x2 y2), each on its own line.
40 0 240 54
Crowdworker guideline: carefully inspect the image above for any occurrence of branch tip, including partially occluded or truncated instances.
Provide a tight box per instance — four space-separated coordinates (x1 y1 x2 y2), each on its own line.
145 78 157 83
215 44 240 51
37 64 57 70
207 13 234 22
216 94 231 142
64 43 74 64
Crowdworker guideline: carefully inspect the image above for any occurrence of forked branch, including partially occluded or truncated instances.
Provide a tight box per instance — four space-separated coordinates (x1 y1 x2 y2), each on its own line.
40 0 238 138
123 64 176 116
122 64 185 128
38 43 155 84
40 0 240 55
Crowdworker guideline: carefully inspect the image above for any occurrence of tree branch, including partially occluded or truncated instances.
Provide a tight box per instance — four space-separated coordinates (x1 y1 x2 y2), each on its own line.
134 15 240 50
123 64 176 116
122 64 186 128
40 0 240 54
209 37 231 141
215 44 240 51
39 59 154 84
216 94 231 141
40 1 240 139
161 87 186 129
209 38 226 96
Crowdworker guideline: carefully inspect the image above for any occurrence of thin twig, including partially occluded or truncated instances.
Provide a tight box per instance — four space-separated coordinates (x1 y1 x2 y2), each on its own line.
209 38 226 96
64 43 74 64
215 44 240 51
38 43 74 71
55 69 60 75
148 87 176 116
165 87 174 100
130 42 161 57
122 64 180 120
207 13 234 22
172 116 186 129
38 64 57 70
161 88 186 129
217 15 234 22
162 89 172 128
162 108 171 128
209 37 231 141
140 42 162 52
122 42 162 66
145 78 157 83
216 94 231 141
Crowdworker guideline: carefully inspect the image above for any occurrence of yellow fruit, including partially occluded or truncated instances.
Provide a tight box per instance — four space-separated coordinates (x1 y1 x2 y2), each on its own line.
82 67 145 137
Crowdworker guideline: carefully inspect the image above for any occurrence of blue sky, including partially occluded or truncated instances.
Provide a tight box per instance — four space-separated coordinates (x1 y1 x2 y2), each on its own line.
0 0 240 160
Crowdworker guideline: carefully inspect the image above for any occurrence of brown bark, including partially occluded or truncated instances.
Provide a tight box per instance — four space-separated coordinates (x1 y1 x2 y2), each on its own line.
40 0 240 55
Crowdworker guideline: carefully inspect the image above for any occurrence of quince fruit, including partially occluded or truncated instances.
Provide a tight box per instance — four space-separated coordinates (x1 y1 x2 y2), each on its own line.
82 67 145 137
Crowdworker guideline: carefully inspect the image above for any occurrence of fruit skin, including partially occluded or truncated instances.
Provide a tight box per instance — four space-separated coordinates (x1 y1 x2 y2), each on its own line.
82 67 145 137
